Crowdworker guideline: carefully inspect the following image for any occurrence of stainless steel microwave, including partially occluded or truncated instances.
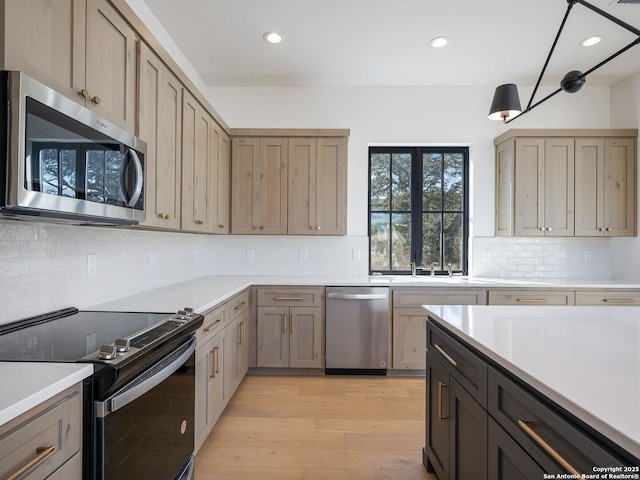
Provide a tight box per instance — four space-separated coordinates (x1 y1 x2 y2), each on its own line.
0 71 146 225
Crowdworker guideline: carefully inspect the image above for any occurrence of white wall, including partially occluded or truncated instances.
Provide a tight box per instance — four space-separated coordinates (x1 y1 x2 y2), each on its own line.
610 72 640 280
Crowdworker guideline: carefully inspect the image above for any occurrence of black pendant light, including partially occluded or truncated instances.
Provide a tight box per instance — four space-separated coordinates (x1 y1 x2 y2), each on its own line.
489 0 640 124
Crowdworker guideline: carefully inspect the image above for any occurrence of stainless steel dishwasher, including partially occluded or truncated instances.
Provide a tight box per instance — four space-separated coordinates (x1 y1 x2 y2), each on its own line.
325 286 390 375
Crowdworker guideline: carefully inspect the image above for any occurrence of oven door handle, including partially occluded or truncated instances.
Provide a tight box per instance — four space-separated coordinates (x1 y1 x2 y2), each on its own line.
96 336 195 418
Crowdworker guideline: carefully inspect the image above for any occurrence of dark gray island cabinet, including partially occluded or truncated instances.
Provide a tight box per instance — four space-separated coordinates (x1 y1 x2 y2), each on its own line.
423 318 638 480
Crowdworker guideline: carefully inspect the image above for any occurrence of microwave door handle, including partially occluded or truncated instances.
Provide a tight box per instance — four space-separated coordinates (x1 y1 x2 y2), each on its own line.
127 149 144 207
118 149 144 207
95 336 196 418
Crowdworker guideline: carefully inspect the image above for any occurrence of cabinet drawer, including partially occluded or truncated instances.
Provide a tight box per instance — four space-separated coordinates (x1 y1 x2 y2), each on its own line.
488 367 625 475
427 320 487 408
197 304 226 344
488 289 575 305
393 288 487 307
257 287 323 307
488 417 545 479
227 290 249 318
0 385 82 480
575 290 640 306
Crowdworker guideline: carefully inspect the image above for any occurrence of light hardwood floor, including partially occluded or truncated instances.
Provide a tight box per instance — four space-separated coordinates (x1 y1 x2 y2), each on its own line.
195 374 437 480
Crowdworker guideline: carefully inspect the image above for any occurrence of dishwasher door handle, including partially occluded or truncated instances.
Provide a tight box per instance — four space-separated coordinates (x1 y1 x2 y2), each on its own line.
327 292 387 300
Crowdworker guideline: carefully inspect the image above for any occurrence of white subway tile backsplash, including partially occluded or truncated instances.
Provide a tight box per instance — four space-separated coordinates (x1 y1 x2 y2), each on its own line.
471 236 611 278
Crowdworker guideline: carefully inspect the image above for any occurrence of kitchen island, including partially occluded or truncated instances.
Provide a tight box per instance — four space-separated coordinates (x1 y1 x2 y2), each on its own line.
423 304 640 479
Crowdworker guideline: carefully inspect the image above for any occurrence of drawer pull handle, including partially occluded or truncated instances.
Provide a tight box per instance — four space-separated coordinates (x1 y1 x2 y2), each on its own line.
434 343 464 368
7 445 56 480
517 420 581 477
516 298 549 304
282 314 287 333
291 314 295 333
602 298 636 304
203 319 222 332
241 321 246 344
438 382 448 420
234 301 247 311
273 296 305 301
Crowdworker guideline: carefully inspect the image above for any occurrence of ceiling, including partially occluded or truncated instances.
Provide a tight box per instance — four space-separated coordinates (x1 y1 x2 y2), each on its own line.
142 0 640 88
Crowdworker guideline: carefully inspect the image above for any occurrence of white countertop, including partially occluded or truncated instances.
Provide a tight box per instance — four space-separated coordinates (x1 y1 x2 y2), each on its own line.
90 274 640 313
423 304 640 460
0 362 93 428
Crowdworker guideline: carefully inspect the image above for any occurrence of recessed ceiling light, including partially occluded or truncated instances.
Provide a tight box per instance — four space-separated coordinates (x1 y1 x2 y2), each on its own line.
263 31 284 44
429 36 449 48
581 35 602 47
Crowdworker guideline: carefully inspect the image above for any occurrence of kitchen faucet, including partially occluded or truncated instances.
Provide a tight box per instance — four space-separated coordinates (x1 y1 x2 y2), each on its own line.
411 262 422 277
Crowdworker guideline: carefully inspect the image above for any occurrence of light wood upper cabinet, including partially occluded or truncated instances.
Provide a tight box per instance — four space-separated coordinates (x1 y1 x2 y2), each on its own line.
575 138 636 236
85 0 137 132
495 130 637 237
137 42 182 230
1 0 85 99
513 138 574 236
2 0 137 132
211 124 231 234
231 138 288 234
182 90 214 233
288 138 347 235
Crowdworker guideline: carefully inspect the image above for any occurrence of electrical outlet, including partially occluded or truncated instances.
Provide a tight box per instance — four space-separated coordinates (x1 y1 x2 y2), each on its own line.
246 248 255 261
85 333 96 355
149 251 157 267
352 249 361 261
299 248 308 260
87 254 97 276
583 250 592 262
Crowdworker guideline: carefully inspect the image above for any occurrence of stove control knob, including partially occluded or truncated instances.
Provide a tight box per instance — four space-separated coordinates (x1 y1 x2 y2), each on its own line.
115 338 130 353
184 307 194 318
99 345 117 360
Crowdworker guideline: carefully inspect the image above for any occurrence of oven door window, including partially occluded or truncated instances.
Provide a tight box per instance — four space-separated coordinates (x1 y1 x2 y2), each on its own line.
96 350 195 480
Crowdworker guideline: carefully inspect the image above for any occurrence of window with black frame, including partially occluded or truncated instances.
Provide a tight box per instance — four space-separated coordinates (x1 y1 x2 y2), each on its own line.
368 146 469 275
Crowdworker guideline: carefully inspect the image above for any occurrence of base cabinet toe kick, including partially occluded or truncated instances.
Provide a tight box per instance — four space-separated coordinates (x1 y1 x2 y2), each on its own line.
423 319 640 480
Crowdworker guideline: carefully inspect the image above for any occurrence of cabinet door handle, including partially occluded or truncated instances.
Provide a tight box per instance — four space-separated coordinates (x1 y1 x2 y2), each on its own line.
602 298 637 304
438 382 448 420
241 321 245 344
195 220 204 225
204 318 222 332
282 314 287 333
433 343 464 368
516 298 549 304
79 88 89 98
210 346 219 378
92 95 101 105
273 296 305 301
518 420 580 477
291 314 295 333
7 445 56 480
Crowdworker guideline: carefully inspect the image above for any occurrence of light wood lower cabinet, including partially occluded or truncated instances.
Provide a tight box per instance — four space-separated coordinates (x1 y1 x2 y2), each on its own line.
194 290 249 453
488 289 575 306
0 384 82 480
391 288 486 370
575 289 640 306
256 287 324 369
